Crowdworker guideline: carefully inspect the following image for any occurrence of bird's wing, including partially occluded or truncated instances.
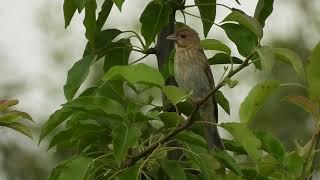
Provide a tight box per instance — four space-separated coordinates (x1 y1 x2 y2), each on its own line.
198 49 218 121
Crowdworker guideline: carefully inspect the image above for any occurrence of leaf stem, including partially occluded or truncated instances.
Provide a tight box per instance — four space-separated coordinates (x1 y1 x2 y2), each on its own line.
280 83 308 90
129 54 149 65
123 31 146 49
182 10 221 28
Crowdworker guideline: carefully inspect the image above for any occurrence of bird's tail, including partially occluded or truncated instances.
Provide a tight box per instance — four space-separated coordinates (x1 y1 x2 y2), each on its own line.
199 104 224 150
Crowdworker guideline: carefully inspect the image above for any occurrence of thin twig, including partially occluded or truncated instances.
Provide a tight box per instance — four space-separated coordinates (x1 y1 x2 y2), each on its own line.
129 54 149 65
123 30 146 49
125 51 255 167
184 3 232 11
182 10 221 28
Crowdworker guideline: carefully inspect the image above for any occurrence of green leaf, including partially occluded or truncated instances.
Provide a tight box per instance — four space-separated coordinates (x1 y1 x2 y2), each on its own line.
200 39 231 55
112 124 141 166
160 160 187 180
220 122 262 161
223 11 263 39
116 166 140 180
222 23 258 57
163 86 190 105
74 0 90 12
176 130 207 148
103 64 165 87
48 157 93 180
254 0 274 27
95 29 122 51
96 0 113 31
255 131 286 161
215 90 230 115
2 122 33 139
273 48 305 81
257 46 275 72
62 96 125 118
0 113 22 124
208 53 243 65
103 39 132 72
211 150 243 176
48 128 73 150
140 0 171 47
222 139 247 155
282 96 318 115
194 0 216 37
63 55 95 101
306 42 320 102
96 81 124 104
83 0 97 51
239 80 280 124
159 112 184 128
39 108 73 143
112 0 125 11
225 77 239 88
197 153 220 178
63 0 77 28
285 152 303 178
0 99 19 112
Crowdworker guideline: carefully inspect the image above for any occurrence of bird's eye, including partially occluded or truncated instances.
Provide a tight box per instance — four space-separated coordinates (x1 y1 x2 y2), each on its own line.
181 34 186 38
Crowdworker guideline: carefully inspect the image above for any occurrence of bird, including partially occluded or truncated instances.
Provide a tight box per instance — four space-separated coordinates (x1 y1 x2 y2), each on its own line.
167 26 224 150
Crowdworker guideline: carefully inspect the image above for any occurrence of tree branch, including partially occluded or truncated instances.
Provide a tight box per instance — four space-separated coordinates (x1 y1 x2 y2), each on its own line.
125 51 255 167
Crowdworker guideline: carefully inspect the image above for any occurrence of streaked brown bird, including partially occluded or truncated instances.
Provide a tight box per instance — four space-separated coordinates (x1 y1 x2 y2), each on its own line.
167 26 224 150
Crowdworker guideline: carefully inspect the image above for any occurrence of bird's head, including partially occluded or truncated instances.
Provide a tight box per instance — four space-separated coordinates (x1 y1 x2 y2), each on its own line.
167 27 201 49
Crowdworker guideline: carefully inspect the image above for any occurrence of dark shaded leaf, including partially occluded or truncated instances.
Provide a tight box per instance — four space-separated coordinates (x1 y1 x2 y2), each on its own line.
48 128 73 150
63 55 95 101
220 122 262 161
239 80 280 124
208 53 243 65
140 0 171 47
222 139 247 155
39 108 73 143
116 166 140 180
112 0 125 11
63 0 77 28
200 39 231 55
96 29 122 51
176 130 207 148
96 81 124 104
194 0 216 37
112 124 141 166
103 39 132 72
255 131 286 161
254 0 274 27
96 0 113 31
222 23 258 57
83 0 97 50
160 160 187 180
103 64 165 87
306 42 320 102
159 112 184 128
215 90 230 115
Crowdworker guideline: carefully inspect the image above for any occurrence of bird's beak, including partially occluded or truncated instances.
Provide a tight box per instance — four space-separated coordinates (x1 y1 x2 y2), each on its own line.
166 34 177 41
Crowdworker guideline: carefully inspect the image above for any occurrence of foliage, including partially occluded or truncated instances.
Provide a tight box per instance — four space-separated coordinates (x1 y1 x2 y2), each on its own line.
39 0 320 179
0 99 34 139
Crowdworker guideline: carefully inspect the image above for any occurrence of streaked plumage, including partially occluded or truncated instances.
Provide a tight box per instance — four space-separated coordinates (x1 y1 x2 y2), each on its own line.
167 27 224 150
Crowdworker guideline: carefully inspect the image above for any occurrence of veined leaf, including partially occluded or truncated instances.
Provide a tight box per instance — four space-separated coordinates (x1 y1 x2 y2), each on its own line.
285 152 303 178
103 64 165 87
208 53 243 65
201 39 231 55
255 131 286 161
140 0 171 47
112 124 141 166
2 122 33 139
220 122 262 161
194 0 216 37
223 11 263 39
257 46 275 72
63 55 95 101
306 42 320 102
239 80 280 124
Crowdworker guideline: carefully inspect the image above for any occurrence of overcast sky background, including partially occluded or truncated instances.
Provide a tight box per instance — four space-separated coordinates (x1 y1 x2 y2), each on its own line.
0 0 319 179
